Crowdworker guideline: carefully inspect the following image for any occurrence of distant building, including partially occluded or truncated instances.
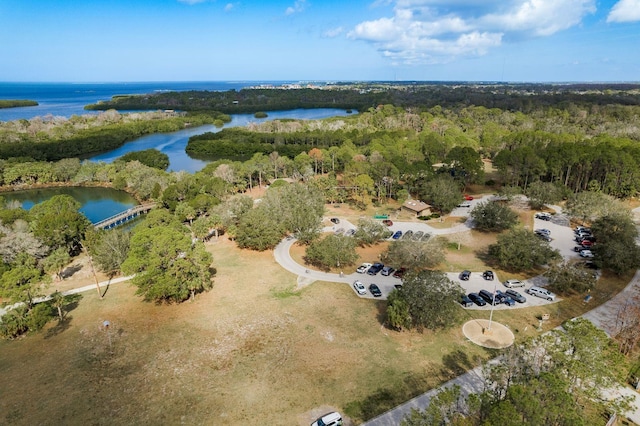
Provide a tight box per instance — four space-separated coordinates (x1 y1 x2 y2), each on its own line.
401 200 431 217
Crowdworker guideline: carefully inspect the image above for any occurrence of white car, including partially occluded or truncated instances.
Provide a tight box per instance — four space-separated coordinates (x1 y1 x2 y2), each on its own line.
353 280 366 295
535 212 552 220
458 201 471 208
504 279 525 288
356 263 372 274
580 249 594 258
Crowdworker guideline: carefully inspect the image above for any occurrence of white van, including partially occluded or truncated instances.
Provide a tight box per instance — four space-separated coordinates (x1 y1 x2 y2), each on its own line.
526 286 556 301
311 412 343 426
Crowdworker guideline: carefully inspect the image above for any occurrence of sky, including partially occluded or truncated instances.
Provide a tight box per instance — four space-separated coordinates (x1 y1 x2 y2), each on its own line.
1 0 639 82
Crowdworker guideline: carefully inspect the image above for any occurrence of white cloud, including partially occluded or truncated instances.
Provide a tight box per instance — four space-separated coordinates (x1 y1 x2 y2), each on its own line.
285 0 307 16
224 3 236 12
607 0 640 22
323 27 344 38
349 0 596 65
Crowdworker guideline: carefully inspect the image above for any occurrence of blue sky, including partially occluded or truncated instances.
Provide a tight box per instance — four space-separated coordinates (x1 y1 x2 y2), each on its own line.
1 0 639 82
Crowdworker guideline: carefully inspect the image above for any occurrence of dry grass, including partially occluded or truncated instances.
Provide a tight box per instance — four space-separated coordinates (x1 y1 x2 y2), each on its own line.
1 198 636 425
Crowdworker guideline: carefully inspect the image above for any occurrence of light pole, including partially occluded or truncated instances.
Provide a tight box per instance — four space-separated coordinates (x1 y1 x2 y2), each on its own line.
485 280 497 334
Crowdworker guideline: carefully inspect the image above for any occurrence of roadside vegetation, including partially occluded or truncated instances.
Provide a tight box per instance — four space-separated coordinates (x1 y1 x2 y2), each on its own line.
1 83 640 424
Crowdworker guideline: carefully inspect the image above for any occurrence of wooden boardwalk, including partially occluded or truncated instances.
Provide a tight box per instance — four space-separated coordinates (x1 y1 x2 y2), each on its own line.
94 203 156 229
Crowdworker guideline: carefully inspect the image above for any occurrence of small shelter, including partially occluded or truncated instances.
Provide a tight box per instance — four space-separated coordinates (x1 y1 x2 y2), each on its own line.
401 200 431 217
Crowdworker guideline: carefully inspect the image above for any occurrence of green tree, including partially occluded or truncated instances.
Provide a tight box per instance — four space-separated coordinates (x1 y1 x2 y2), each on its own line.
304 234 358 271
591 212 640 274
386 290 411 331
353 217 393 246
121 225 213 303
526 181 563 209
235 205 285 251
488 228 560 271
381 238 445 272
418 176 461 214
470 201 519 232
0 252 48 308
88 228 131 277
445 146 484 187
42 247 71 281
29 194 90 253
118 149 170 170
387 270 464 332
545 261 597 294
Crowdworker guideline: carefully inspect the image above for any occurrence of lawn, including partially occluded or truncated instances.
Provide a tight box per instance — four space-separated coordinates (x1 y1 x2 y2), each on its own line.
1 207 635 425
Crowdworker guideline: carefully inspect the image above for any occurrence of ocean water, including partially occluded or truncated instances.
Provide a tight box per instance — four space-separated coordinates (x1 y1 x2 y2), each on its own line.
0 81 292 121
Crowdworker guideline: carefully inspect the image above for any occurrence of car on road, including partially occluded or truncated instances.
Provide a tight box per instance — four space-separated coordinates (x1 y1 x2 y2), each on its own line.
526 286 556 301
482 270 494 280
330 217 340 224
459 270 471 281
368 284 382 297
402 230 414 240
505 289 527 303
353 280 366 295
311 411 343 426
356 263 372 274
460 294 474 307
458 201 471 208
503 279 525 288
382 219 393 226
392 230 403 240
413 231 424 240
468 292 487 306
495 290 516 306
535 212 552 221
479 289 499 305
381 266 395 276
579 249 594 258
535 228 551 235
464 194 474 200
367 262 384 275
392 267 406 278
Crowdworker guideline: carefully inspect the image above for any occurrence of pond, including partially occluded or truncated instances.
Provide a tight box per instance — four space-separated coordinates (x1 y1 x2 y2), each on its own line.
1 186 138 224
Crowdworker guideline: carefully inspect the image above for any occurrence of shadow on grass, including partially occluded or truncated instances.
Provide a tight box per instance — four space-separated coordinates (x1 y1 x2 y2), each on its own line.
440 349 474 378
44 316 73 339
344 371 432 423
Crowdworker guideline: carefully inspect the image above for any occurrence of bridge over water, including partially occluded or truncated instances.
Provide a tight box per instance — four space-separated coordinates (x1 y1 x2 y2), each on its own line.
94 203 156 229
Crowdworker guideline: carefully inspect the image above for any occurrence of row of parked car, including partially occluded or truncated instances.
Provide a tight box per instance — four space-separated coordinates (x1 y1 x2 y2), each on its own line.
390 229 431 241
461 284 556 308
356 262 406 278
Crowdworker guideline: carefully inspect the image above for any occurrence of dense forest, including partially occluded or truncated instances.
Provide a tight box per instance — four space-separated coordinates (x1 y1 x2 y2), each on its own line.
84 83 640 114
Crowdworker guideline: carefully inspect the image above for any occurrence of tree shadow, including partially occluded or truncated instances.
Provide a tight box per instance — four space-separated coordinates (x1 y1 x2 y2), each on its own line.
440 349 474 378
60 263 83 279
44 316 73 339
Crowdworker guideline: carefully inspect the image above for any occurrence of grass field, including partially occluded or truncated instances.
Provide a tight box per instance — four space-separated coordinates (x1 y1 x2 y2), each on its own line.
0 202 635 425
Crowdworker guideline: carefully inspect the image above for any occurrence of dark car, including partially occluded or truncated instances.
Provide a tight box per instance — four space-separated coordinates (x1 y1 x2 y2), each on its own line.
367 262 384 275
482 270 494 281
468 293 486 306
382 219 393 226
392 230 403 240
402 230 414 240
505 289 527 303
495 290 515 306
459 270 471 281
392 267 406 279
460 294 474 308
330 217 340 224
479 289 499 305
368 284 382 297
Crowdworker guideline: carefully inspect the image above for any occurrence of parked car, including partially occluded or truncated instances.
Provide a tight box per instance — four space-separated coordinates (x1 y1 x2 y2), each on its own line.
468 292 487 306
330 218 340 224
495 290 516 306
479 289 499 305
580 240 593 248
574 226 591 234
402 230 414 240
381 266 395 276
535 232 552 242
482 270 494 280
535 212 552 221
464 194 474 200
460 294 474 307
458 201 471 208
382 219 393 226
535 228 551 236
353 280 366 295
579 249 594 258
367 262 384 275
574 246 585 252
311 411 343 426
392 230 403 240
505 289 527 303
392 267 406 278
368 284 382 297
420 233 432 241
504 279 525 288
356 263 372 273
413 231 424 240
526 286 556 301
459 270 471 281
345 228 356 236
